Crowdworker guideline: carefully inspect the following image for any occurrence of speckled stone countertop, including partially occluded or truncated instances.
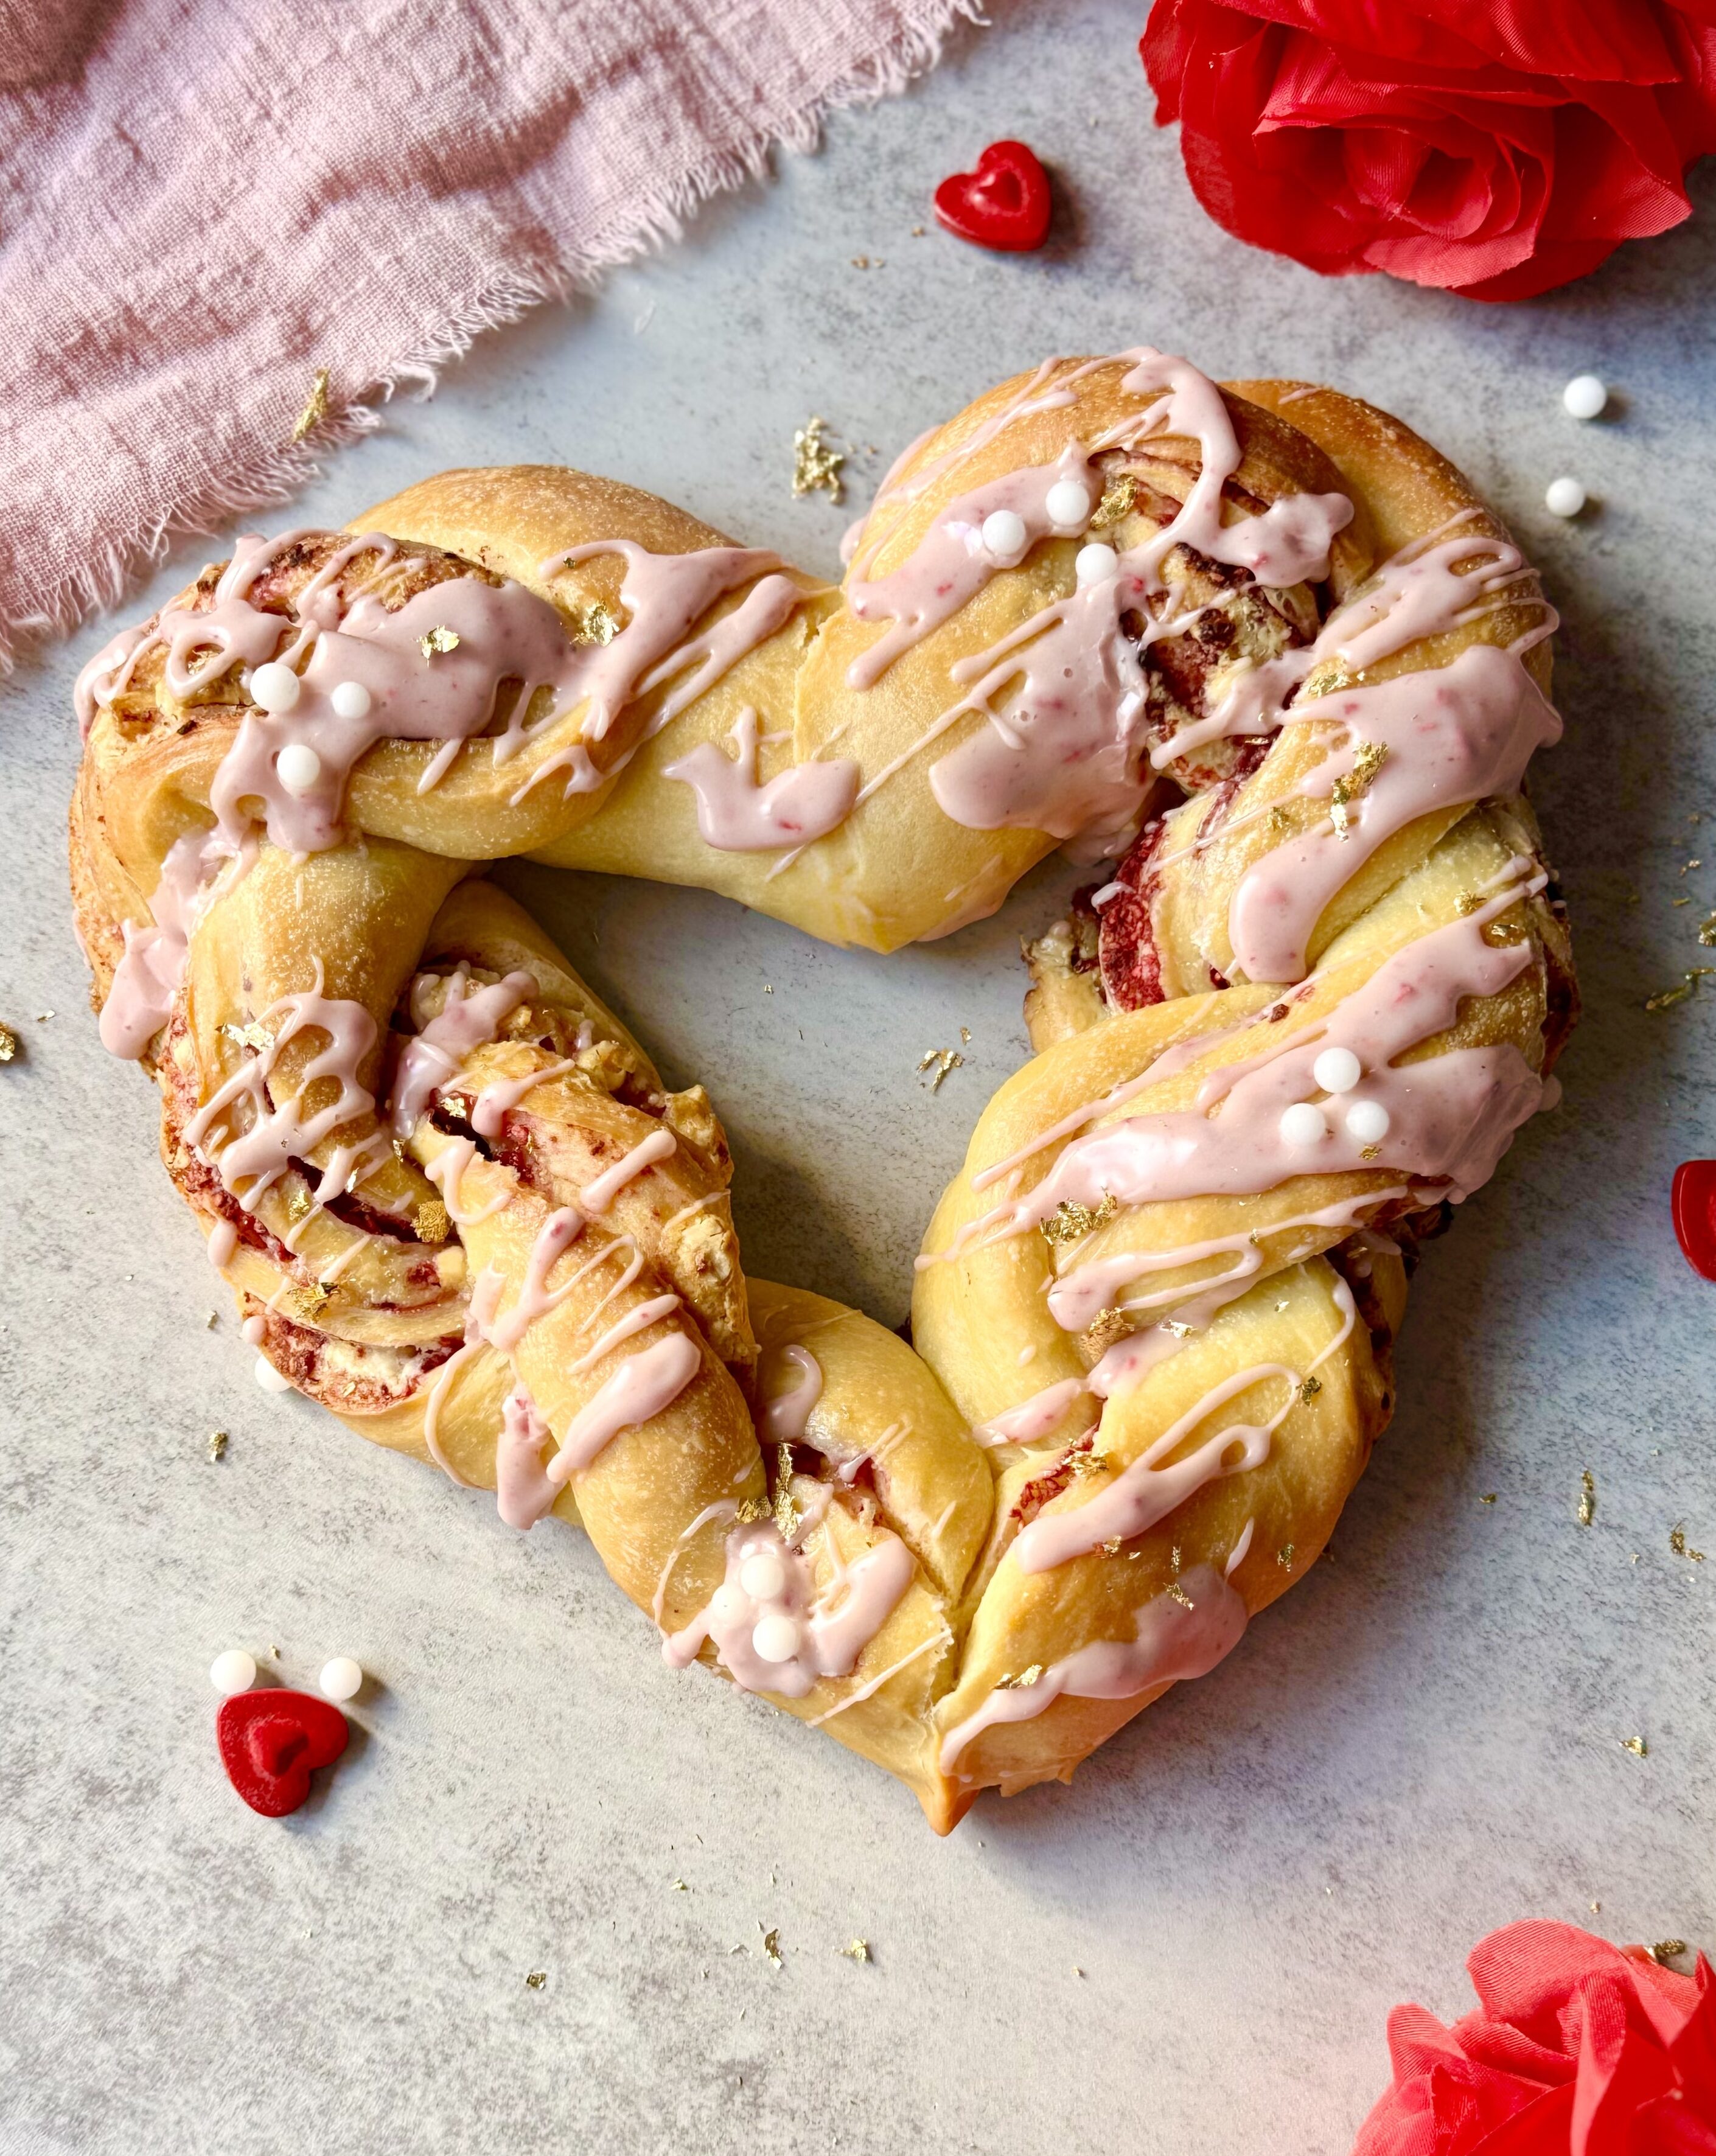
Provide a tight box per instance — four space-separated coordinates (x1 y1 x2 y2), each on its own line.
4 5 1714 2150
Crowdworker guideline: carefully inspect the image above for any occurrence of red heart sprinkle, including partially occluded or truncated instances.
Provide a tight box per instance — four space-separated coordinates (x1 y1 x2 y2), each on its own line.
1672 1160 1716 1280
217 1688 349 1818
933 141 1052 254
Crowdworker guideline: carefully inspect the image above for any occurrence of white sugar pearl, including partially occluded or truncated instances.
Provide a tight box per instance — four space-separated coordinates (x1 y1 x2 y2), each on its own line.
980 509 1028 560
1345 1098 1392 1145
710 1583 745 1624
1044 478 1092 528
739 1551 787 1602
1312 1047 1362 1095
318 1656 363 1703
1545 476 1586 518
1075 542 1118 587
1280 1102 1328 1148
275 742 323 797
209 1649 256 1696
249 660 301 714
254 1356 293 1394
1562 375 1606 420
751 1613 801 1665
329 679 372 721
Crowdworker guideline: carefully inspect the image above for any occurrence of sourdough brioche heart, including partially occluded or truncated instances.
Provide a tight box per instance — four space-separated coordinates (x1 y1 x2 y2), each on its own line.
933 139 1052 252
1672 1160 1716 1280
217 1688 349 1817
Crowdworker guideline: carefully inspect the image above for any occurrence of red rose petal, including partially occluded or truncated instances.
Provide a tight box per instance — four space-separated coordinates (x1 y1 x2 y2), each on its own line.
217 1687 349 1818
933 140 1052 253
1673 1160 1716 1280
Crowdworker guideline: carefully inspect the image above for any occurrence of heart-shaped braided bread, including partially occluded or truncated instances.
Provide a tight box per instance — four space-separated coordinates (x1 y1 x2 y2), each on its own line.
72 350 1572 1830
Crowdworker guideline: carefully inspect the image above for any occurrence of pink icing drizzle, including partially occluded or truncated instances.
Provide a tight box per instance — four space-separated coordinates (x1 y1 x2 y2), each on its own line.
760 1343 823 1445
389 969 537 1135
938 1563 1247 1772
663 708 859 851
495 1386 560 1530
577 1127 677 1212
543 1333 702 1485
99 828 254 1060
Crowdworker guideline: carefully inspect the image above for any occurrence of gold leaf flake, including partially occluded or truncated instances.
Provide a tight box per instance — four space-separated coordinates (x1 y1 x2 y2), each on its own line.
917 1047 964 1092
1165 1581 1194 1609
419 625 461 660
524 1970 547 1990
1083 1308 1131 1353
1328 742 1387 839
1276 1543 1296 1570
792 416 845 503
1360 1143 1383 1160
221 1019 274 1052
1456 892 1484 915
1298 1375 1322 1405
1482 919 1527 947
1670 1523 1706 1562
1042 1193 1117 1245
762 1927 783 1969
414 1199 451 1246
840 1939 871 1962
1069 1449 1112 1481
208 1430 228 1462
1268 804 1291 835
1578 1468 1596 1527
1620 1736 1648 1757
1650 1940 1689 1964
1699 914 1716 947
0 1022 16 1063
568 601 618 647
296 1281 333 1319
671 1878 688 1892
996 1664 1045 1691
1091 473 1138 529
1645 968 1716 1011
1481 1492 1498 1505
290 367 330 445
735 1496 770 1525
1100 1536 1123 1557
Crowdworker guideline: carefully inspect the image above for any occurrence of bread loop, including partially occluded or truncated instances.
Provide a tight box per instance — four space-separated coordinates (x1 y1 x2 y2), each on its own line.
71 349 1572 1830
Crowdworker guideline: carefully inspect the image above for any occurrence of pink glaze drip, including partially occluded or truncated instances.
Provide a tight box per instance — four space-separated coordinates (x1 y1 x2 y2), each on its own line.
483 1207 587 1355
567 1293 683 1376
495 1386 559 1531
389 969 537 1135
208 1218 238 1269
938 1563 1246 1772
184 971 378 1210
424 1139 512 1227
661 1515 916 1701
543 1333 702 1485
845 444 1095 691
759 1343 823 1445
577 1127 677 1212
1226 642 1562 983
99 829 254 1060
470 1058 582 1140
971 1376 1089 1448
663 708 859 851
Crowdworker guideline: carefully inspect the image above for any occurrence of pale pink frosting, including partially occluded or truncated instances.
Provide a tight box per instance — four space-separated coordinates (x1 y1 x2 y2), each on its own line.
663 707 858 850
495 1386 560 1530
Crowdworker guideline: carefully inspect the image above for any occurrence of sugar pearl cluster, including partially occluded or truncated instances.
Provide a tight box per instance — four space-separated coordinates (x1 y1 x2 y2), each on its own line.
1278 1047 1392 1150
712 1535 804 1667
1546 374 1608 518
208 1650 364 1700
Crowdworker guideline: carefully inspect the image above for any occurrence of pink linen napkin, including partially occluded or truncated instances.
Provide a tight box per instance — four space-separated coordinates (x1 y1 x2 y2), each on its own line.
0 0 979 668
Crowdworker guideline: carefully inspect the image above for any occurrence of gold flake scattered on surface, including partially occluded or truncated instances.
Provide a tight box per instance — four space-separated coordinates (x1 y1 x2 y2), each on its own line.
1684 859 1704 875
735 1496 770 1525
1456 891 1484 915
1083 1308 1131 1353
0 1022 16 1062
1268 804 1291 835
1166 1581 1195 1609
296 1281 333 1319
205 1311 218 1328
1100 1536 1123 1557
1670 1523 1706 1561
918 1047 964 1092
567 601 618 647
671 1878 688 1892
208 1430 228 1462
1042 1193 1116 1244
792 416 845 503
221 1019 274 1052
1578 1468 1596 1527
1481 1492 1498 1505
1328 742 1387 837
996 1664 1045 1692
1069 1450 1112 1481
1092 473 1139 529
1650 1940 1689 1964
851 255 871 269
761 1927 783 1969
1359 1142 1383 1160
1699 914 1716 947
290 367 330 445
960 1026 972 1045
1276 1543 1296 1570
1298 1376 1322 1405
1645 968 1716 1011
1591 1900 1602 1914
419 625 462 660
1620 1736 1648 1758
1482 918 1527 947
414 1199 451 1245
1675 897 1692 907
840 1939 871 1962
1163 1318 1194 1339
524 1970 547 1990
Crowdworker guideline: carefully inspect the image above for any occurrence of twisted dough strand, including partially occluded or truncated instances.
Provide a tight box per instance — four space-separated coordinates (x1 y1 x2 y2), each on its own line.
70 349 1572 1830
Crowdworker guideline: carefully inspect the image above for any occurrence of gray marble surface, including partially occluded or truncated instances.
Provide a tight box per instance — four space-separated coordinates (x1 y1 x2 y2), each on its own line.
4 2 1714 2149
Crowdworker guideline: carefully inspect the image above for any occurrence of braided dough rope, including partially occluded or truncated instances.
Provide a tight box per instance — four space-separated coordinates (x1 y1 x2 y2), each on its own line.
69 351 1572 1832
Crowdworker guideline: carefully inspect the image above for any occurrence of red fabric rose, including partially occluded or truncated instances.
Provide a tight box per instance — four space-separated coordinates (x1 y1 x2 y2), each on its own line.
1142 1 1716 299
1352 1922 1716 2154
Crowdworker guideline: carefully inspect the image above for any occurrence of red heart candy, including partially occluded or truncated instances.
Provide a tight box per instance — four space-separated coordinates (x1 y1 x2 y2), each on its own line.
933 140 1052 254
1673 1160 1716 1280
217 1688 349 1818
